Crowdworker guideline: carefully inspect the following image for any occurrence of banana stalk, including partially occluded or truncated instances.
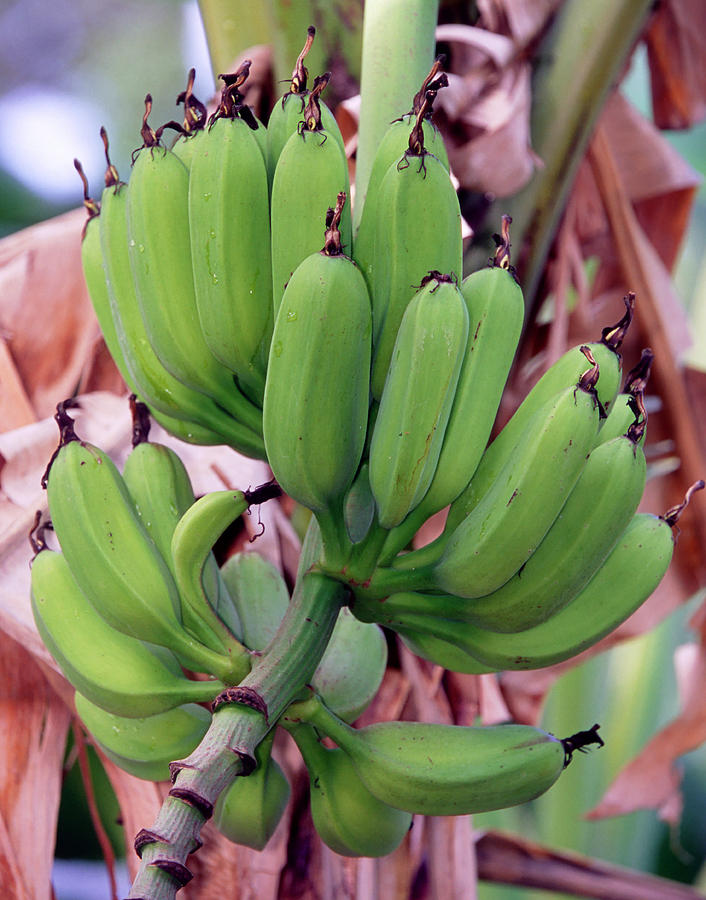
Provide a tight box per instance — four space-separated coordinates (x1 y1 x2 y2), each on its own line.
126 560 346 899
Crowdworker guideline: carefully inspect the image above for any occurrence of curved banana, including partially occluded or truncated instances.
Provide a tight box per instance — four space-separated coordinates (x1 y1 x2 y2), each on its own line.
368 273 469 529
30 546 223 717
306 699 567 816
379 218 524 561
127 97 264 432
188 72 272 404
44 408 236 680
388 491 703 671
379 430 645 631
96 133 265 457
213 731 290 850
75 691 211 782
122 404 235 629
170 489 255 672
266 27 345 178
74 159 140 398
443 296 634 536
367 373 601 600
288 722 411 857
360 102 464 399
270 73 352 314
263 194 371 548
433 375 601 599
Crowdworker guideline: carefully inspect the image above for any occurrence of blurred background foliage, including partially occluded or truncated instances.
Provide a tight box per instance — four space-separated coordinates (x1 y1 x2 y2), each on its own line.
2 1 705 898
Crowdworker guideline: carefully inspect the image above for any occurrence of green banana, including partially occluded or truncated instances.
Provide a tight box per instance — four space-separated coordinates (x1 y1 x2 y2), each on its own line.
442 296 634 537
373 372 601 600
74 158 140 399
389 489 704 671
270 73 351 314
170 488 255 672
127 97 264 432
96 134 265 457
266 27 346 185
357 100 463 399
121 403 235 634
368 273 469 530
44 407 237 680
219 551 290 652
306 699 567 816
213 731 290 851
263 194 371 545
288 722 411 857
30 545 223 717
382 431 646 633
75 179 221 449
433 375 601 599
75 691 211 782
188 71 272 404
379 219 525 562
311 608 387 722
352 57 449 293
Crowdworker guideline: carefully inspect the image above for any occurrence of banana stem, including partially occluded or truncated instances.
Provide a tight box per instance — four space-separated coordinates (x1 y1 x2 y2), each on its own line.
353 0 439 231
126 571 346 899
358 559 438 602
197 0 271 85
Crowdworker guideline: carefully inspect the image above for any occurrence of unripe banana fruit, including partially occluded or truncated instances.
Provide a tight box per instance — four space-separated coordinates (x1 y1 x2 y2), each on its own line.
306 701 567 816
213 732 290 850
263 194 371 526
311 608 387 722
44 406 233 678
359 106 463 398
368 273 468 529
289 723 412 857
270 74 351 314
266 28 345 184
30 546 222 717
188 75 272 404
433 375 601 599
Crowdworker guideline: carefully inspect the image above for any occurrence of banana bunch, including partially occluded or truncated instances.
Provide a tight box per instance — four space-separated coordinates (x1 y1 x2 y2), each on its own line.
56 33 704 861
31 400 261 774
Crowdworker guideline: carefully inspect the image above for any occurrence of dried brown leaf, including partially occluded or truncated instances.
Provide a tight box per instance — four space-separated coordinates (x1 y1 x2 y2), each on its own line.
0 209 109 420
475 0 563 47
0 633 72 900
588 642 706 824
475 828 705 898
645 0 706 129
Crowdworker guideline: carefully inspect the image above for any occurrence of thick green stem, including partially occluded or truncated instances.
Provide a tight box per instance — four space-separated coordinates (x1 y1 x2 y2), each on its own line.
353 0 439 230
197 0 272 83
482 0 652 311
127 570 346 899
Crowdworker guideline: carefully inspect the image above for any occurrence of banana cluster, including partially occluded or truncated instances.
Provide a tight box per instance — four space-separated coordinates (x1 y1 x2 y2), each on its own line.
30 399 391 851
53 32 705 860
